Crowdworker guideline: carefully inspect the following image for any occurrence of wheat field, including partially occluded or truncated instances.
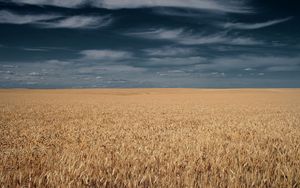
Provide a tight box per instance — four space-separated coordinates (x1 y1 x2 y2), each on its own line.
0 89 300 187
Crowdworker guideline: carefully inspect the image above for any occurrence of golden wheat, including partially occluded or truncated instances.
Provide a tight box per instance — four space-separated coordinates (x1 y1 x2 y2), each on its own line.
0 89 300 187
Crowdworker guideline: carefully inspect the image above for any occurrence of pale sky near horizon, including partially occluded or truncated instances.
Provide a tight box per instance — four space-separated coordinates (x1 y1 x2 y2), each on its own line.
0 0 299 88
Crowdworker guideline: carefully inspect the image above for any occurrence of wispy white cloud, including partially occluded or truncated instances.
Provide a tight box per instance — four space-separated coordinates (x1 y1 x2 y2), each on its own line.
179 34 261 45
222 17 293 30
141 55 300 72
0 10 61 24
144 46 197 57
128 28 262 45
9 0 252 13
38 15 112 29
9 0 86 8
28 72 42 76
266 65 300 72
130 29 184 40
194 56 300 72
80 50 132 61
97 0 251 13
244 68 255 71
0 10 112 29
0 59 147 87
1 65 18 68
144 56 206 67
77 65 145 74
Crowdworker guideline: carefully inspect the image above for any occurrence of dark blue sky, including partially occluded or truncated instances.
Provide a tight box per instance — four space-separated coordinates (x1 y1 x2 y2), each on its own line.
0 0 299 88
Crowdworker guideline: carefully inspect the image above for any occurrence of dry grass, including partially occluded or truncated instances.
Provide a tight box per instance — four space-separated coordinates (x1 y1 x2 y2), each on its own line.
0 89 300 187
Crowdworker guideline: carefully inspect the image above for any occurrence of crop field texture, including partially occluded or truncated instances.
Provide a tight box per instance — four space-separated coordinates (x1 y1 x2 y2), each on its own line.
0 89 300 187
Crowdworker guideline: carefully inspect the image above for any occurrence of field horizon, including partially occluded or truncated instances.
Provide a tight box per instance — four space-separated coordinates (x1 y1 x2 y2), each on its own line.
1 89 300 187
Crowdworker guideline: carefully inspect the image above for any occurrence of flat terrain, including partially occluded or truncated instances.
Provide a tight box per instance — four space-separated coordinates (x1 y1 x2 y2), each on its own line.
1 89 300 187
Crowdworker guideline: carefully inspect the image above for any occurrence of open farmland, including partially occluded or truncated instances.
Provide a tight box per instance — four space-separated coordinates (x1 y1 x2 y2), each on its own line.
0 89 300 187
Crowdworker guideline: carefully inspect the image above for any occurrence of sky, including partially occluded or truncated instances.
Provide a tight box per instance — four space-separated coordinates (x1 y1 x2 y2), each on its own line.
0 0 299 88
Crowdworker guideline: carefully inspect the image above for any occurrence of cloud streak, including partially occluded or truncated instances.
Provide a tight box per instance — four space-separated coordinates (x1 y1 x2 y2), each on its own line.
128 28 262 45
0 59 146 88
0 10 112 29
144 46 197 57
38 16 112 29
0 10 61 24
80 50 132 61
8 0 252 13
143 56 206 67
194 56 300 72
222 17 293 30
97 0 251 13
9 0 86 8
